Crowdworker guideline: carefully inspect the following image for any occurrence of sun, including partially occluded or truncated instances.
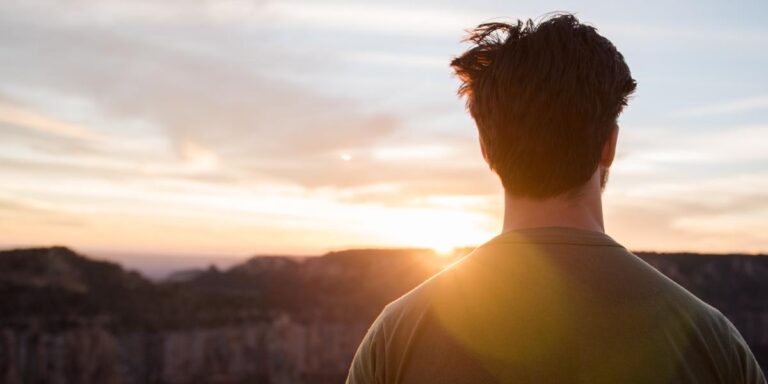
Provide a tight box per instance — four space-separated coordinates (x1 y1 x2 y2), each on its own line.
433 244 455 257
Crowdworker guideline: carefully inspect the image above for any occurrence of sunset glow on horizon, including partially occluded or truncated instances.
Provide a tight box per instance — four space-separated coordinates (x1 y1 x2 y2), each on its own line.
1 0 768 266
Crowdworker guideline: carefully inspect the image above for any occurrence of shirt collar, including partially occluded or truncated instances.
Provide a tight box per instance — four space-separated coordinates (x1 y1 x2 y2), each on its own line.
486 226 625 248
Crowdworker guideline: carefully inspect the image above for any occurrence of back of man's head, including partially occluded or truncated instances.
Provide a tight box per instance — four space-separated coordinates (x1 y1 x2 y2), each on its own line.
451 14 636 199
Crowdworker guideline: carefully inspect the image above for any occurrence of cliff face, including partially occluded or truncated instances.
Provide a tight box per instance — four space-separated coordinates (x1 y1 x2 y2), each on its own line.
0 318 367 384
0 247 766 383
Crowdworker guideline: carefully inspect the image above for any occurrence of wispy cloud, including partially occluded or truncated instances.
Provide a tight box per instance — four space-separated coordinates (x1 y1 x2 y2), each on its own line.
673 96 768 117
259 2 499 36
614 124 768 175
344 51 448 69
177 139 219 171
0 195 85 227
602 23 768 46
0 100 102 141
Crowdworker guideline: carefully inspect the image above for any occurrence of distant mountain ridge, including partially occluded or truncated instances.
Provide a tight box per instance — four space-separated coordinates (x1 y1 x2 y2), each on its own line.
0 246 766 383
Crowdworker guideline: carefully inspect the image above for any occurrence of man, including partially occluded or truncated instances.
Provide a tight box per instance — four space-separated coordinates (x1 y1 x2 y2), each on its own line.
346 13 766 384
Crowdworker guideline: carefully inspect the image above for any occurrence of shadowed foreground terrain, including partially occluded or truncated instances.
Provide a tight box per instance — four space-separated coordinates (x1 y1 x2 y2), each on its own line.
0 246 766 383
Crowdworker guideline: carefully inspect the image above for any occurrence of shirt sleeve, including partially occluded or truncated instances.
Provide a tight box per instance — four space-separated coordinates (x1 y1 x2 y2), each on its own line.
722 317 766 384
346 313 387 384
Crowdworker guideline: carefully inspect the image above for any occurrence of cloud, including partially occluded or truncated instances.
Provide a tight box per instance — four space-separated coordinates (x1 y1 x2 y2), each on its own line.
673 96 768 117
343 51 448 70
178 139 219 170
0 6 492 198
0 0 493 36
0 196 85 226
601 23 768 46
0 10 395 176
614 124 768 176
0 99 103 141
604 171 768 252
0 0 270 26
0 197 49 215
258 2 497 37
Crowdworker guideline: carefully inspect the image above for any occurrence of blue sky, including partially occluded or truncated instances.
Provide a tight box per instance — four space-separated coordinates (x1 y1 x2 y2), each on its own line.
0 0 767 265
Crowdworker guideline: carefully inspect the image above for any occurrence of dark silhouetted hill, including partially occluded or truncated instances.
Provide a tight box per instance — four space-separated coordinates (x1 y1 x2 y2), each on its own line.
0 246 766 383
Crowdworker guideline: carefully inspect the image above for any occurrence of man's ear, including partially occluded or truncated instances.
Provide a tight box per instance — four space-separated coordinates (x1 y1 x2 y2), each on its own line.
600 125 619 168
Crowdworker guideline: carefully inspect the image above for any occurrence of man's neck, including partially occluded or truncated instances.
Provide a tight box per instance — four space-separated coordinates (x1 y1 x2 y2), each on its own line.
501 171 605 234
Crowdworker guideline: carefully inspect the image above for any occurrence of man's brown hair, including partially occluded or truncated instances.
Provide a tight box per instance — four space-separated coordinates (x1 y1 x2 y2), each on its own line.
451 13 637 198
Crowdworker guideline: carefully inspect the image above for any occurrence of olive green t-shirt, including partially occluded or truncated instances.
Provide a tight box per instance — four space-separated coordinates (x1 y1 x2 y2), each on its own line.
346 227 765 384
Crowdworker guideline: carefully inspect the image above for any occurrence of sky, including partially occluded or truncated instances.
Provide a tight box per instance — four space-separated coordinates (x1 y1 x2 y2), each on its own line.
1 0 767 270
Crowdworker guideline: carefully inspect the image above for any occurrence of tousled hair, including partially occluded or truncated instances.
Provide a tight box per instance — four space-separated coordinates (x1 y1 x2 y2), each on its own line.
451 13 636 198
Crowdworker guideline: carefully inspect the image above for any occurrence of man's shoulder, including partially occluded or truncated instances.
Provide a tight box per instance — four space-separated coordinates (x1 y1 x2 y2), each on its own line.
379 255 470 324
606 250 766 383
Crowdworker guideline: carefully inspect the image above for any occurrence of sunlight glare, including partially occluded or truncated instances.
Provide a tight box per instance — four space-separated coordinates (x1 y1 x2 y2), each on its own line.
433 244 455 257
